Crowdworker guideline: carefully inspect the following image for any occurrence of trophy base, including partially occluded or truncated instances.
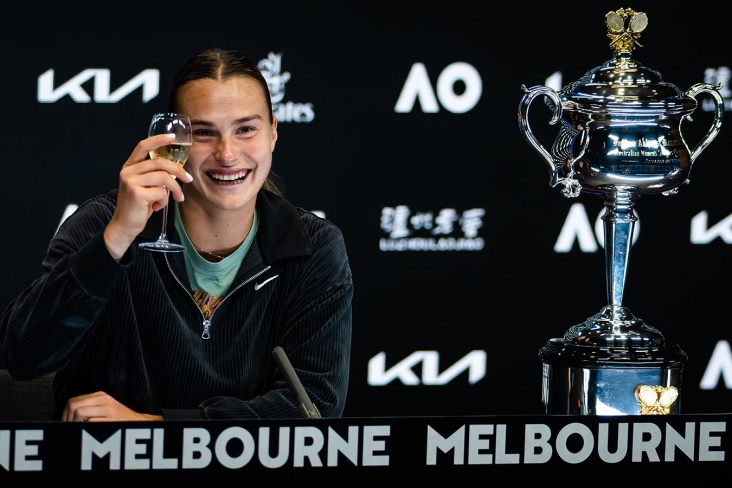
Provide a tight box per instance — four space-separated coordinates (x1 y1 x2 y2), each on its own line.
540 337 686 415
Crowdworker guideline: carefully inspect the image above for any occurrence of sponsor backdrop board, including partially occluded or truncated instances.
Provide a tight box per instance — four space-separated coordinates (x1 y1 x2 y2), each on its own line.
0 0 729 417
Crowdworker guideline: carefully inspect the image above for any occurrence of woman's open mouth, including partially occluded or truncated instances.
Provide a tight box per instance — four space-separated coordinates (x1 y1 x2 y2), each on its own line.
206 169 250 185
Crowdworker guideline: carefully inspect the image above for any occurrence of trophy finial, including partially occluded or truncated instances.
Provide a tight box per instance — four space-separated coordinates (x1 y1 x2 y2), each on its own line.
606 8 648 54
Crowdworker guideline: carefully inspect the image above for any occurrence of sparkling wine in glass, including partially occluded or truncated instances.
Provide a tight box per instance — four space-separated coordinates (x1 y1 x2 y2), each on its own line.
139 112 192 252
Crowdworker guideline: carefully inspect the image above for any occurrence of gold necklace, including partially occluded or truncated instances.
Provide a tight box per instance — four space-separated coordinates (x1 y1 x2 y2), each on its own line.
197 249 227 261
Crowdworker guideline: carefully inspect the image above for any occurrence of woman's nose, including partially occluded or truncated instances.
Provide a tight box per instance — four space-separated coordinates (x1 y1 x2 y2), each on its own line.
214 136 237 163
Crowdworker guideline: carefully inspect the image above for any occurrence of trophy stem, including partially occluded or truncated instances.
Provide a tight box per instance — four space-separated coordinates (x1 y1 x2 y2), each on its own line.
603 189 636 309
562 188 664 346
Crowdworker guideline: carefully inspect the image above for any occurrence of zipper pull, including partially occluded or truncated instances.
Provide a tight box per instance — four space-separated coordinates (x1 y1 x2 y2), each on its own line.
202 319 211 340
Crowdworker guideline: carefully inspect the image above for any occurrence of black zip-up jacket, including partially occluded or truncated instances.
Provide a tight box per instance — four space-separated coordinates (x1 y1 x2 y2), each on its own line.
1 189 353 420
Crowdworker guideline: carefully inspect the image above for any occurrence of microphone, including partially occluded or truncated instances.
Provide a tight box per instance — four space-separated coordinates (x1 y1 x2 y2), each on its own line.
272 346 321 419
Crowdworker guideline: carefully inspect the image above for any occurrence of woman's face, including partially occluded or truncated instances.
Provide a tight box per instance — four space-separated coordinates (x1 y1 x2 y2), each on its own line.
177 76 277 215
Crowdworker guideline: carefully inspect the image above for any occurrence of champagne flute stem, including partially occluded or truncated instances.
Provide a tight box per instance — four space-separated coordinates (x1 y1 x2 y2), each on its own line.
158 189 171 242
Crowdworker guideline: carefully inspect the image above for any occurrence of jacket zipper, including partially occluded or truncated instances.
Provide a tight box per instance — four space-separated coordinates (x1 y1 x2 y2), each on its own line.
165 256 272 339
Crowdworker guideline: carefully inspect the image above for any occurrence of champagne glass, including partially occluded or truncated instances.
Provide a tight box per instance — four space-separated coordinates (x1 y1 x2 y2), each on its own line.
139 112 192 252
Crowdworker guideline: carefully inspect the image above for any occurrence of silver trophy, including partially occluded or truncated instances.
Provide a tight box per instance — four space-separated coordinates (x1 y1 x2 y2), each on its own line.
518 8 723 415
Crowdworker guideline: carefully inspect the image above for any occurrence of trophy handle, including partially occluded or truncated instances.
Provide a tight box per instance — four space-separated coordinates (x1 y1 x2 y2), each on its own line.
518 84 562 186
684 82 724 164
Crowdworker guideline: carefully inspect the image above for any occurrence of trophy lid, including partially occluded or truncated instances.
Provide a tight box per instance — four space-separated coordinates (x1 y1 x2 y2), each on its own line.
559 8 697 116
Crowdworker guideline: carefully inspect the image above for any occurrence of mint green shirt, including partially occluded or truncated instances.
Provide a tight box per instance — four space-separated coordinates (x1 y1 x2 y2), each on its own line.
174 203 259 297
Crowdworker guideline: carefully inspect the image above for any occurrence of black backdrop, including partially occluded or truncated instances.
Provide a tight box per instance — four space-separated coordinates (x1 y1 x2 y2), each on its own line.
1 0 730 417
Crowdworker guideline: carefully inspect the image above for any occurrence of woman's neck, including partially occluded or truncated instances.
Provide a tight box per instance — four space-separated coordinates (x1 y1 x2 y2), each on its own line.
178 201 254 258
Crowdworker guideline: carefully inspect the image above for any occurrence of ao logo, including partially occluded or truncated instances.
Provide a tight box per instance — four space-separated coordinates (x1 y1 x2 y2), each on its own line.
395 62 482 114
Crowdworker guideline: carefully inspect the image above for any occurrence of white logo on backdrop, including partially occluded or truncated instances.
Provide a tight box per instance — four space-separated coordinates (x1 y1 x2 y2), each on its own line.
703 67 732 112
691 211 732 244
368 350 486 386
699 340 732 389
379 205 485 251
395 62 482 113
258 52 314 123
37 69 160 103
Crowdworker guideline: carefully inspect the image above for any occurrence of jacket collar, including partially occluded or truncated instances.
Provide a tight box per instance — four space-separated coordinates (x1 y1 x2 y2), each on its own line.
254 190 313 263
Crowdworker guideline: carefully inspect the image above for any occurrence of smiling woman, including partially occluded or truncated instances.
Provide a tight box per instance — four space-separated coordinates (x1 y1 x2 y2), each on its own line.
0 48 354 422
